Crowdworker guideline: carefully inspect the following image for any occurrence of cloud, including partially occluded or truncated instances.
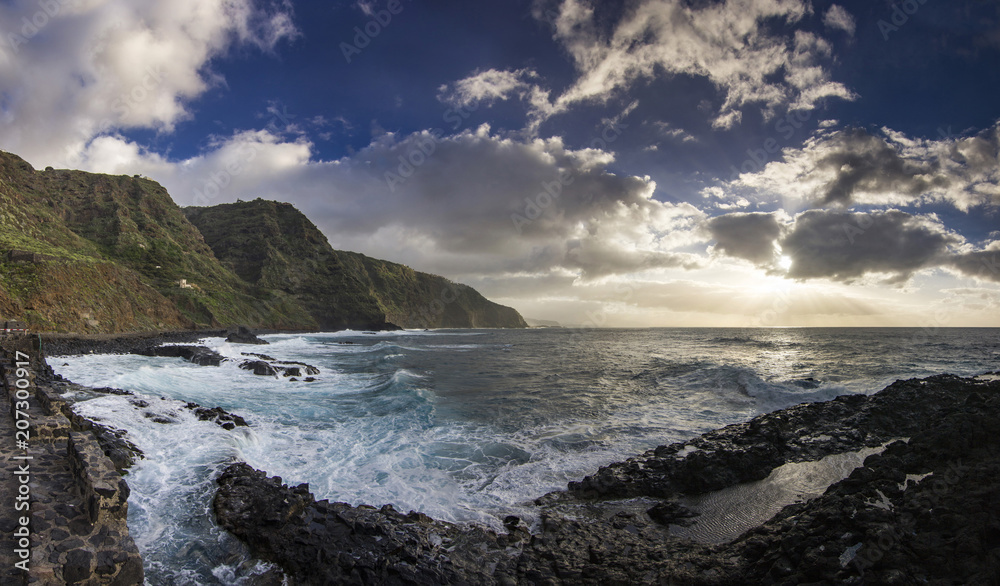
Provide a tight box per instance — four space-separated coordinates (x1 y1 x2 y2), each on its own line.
947 244 1000 283
85 125 706 281
653 121 697 143
0 0 297 167
438 68 556 132
731 124 1000 210
781 210 960 283
707 209 966 284
529 0 855 129
440 68 536 107
706 212 782 264
823 5 856 36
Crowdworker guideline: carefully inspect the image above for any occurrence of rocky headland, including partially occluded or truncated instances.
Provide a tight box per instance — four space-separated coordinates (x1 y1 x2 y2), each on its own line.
214 374 1000 585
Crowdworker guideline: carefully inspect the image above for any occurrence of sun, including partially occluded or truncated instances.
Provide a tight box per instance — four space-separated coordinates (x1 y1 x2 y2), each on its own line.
778 255 793 271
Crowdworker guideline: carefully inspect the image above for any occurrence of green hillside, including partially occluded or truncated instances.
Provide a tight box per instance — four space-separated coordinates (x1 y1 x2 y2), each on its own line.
0 151 526 332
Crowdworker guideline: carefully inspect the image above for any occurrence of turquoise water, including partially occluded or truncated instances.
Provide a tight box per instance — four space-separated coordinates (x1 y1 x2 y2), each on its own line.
51 327 1000 584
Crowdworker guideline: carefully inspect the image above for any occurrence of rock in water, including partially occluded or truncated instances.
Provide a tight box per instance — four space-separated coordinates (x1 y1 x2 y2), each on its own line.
225 326 269 345
137 345 225 366
215 375 1000 584
238 360 277 376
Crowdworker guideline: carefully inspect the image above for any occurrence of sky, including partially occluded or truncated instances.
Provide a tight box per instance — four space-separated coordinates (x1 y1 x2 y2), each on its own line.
1 0 999 327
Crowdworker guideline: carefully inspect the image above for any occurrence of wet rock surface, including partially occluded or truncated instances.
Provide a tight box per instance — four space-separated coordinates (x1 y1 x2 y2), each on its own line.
239 360 276 376
182 402 249 430
225 326 269 345
214 464 525 585
562 375 976 501
238 357 321 379
41 330 226 357
87 423 144 474
136 345 225 366
215 374 1000 585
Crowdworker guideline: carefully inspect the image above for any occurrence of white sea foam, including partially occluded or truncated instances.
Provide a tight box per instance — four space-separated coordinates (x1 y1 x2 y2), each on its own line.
51 327 1000 582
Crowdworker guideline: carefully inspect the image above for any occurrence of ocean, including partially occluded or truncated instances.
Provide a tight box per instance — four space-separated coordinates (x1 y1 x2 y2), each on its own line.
50 327 1000 584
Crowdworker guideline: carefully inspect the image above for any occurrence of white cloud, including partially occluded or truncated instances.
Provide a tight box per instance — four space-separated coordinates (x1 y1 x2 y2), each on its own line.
440 68 535 108
438 68 557 133
528 0 855 129
823 4 856 36
653 121 697 143
0 0 297 167
725 124 1000 211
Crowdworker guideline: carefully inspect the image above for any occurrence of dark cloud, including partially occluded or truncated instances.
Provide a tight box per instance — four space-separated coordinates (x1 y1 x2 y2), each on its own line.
157 127 705 281
781 210 960 283
706 212 782 264
947 248 1000 283
707 210 964 284
810 129 947 205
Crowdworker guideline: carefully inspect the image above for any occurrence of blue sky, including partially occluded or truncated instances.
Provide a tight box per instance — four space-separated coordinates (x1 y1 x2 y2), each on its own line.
1 0 999 326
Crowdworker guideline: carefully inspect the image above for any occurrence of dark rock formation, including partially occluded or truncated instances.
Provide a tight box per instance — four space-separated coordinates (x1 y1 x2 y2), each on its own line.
214 464 525 585
41 330 227 357
239 357 320 379
137 345 224 366
274 360 320 375
214 374 1000 585
239 360 276 376
562 375 971 501
225 326 269 345
183 402 249 430
89 423 145 474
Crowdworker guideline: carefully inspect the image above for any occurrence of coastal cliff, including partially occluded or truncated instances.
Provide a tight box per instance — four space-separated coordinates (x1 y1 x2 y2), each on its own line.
0 151 526 332
183 199 528 330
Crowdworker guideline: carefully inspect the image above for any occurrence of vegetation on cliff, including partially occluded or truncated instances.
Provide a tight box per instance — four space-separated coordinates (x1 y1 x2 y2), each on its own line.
184 199 528 329
0 151 526 332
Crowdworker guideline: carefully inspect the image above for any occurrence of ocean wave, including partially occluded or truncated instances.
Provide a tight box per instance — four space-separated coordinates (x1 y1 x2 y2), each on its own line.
664 364 851 414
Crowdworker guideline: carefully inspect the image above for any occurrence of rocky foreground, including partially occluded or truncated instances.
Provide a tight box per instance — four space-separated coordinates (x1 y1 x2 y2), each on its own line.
214 374 1000 585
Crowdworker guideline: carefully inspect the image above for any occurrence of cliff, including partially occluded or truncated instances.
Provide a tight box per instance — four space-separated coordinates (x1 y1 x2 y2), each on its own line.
0 150 526 332
0 151 312 332
183 199 528 330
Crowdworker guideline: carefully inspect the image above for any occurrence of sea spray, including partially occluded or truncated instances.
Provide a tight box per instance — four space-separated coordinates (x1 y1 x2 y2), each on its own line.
52 327 1000 582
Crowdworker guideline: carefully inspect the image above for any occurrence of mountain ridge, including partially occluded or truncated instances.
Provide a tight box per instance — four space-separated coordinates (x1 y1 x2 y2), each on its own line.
0 150 527 332
183 199 528 330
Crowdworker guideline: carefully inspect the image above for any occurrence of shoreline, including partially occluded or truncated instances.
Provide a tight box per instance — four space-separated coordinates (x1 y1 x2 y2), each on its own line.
10 331 1000 583
0 337 144 585
214 373 1000 584
38 328 318 357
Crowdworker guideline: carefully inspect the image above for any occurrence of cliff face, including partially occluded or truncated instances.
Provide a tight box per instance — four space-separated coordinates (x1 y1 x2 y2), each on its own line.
0 150 525 332
183 200 528 330
182 200 386 330
0 151 312 332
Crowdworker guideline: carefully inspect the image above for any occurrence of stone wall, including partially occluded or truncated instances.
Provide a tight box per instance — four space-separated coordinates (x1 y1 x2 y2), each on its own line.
0 336 144 585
